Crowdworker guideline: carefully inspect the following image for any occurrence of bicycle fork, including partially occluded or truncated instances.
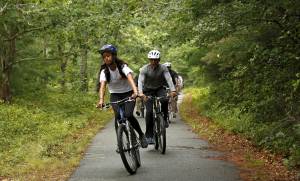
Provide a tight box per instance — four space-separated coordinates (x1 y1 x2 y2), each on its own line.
118 107 133 152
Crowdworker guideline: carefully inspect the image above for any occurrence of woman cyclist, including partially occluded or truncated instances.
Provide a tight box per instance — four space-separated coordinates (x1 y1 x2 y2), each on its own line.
96 44 148 149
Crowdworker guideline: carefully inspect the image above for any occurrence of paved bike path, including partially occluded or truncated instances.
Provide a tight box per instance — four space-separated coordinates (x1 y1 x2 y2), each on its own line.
69 95 242 181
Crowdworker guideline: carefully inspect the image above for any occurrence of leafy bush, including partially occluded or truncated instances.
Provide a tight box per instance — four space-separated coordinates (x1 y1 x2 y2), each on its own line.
186 87 300 168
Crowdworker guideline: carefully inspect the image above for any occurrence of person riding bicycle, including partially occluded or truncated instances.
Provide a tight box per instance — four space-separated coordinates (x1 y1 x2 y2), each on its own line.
163 62 179 118
138 50 177 144
177 75 184 91
96 44 148 148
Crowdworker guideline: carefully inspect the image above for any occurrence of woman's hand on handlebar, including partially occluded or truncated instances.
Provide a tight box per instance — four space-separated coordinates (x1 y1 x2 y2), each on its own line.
96 99 104 109
131 92 138 99
138 93 148 102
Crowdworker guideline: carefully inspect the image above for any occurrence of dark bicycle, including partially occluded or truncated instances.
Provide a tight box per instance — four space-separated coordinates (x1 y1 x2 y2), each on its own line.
147 95 168 154
103 97 141 174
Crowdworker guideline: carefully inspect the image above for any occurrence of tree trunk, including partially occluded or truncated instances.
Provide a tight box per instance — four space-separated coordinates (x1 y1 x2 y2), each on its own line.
58 44 67 92
0 38 16 103
79 47 88 92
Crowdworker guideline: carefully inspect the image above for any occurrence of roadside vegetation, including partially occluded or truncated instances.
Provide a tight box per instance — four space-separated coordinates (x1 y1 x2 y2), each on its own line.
180 88 300 181
0 90 112 180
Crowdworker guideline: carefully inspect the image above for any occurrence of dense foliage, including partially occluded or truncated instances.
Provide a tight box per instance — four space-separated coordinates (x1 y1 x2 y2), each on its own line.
174 0 300 168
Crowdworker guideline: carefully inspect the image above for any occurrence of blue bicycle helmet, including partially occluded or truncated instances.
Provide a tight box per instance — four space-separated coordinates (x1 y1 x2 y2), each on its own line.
98 44 117 55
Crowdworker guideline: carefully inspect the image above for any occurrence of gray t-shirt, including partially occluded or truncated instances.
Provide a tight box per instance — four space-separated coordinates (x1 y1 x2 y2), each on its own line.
138 64 176 94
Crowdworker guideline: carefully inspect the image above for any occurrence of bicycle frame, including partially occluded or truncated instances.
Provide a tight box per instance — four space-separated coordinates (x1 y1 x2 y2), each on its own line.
153 97 161 118
147 95 167 154
104 97 141 174
109 99 136 149
148 96 165 114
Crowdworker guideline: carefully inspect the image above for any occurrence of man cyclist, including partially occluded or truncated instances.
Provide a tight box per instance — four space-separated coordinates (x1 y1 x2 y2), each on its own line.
163 62 179 118
96 44 148 149
138 50 177 144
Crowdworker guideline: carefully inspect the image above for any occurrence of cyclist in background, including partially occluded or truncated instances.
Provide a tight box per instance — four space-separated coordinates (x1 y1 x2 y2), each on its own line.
138 50 177 144
163 62 179 118
96 44 148 148
177 75 184 92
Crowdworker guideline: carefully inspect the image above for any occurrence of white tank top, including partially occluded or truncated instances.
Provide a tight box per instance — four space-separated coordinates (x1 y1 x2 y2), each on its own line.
99 65 133 93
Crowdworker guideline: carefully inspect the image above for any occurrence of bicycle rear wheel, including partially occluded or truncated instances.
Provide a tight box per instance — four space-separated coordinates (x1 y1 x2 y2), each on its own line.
117 125 138 174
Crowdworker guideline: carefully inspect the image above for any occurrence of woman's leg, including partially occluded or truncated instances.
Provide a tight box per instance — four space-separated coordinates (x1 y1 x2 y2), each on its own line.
110 94 120 136
124 101 144 136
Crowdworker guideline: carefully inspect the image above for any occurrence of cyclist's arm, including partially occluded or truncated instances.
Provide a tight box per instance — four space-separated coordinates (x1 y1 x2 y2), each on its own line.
121 65 138 97
138 71 145 95
127 73 138 95
99 80 106 102
98 69 107 106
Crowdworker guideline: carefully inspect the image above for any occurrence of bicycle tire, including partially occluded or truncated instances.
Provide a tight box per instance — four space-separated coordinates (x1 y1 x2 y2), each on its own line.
117 125 137 174
168 101 172 123
141 107 145 118
157 114 166 154
140 101 145 118
154 118 159 150
130 126 141 167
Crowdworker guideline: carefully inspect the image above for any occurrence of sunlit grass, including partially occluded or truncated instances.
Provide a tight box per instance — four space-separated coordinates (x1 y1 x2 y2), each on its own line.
0 90 113 180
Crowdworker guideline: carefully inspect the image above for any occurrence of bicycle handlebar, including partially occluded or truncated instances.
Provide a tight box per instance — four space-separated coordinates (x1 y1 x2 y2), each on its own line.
99 97 136 109
146 95 170 101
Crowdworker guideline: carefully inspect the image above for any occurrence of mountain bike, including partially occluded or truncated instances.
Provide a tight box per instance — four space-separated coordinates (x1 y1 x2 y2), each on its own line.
147 95 168 154
103 97 141 174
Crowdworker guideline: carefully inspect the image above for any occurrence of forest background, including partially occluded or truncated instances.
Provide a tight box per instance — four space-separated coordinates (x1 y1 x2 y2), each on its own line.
0 0 299 179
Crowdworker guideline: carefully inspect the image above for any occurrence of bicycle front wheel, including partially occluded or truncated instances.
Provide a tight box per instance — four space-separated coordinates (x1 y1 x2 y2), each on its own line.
140 102 145 118
117 125 138 174
157 114 166 154
130 126 141 168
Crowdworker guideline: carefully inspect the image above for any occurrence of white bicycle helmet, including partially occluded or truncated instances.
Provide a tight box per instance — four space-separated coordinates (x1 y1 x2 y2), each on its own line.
147 50 160 59
163 62 171 68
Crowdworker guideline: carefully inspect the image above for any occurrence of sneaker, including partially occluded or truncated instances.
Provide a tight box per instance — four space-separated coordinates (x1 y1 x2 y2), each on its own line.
115 147 120 153
146 137 155 145
139 135 148 148
165 120 169 128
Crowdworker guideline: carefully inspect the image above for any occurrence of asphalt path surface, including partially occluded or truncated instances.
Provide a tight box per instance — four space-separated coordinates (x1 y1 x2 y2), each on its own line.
69 95 242 181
